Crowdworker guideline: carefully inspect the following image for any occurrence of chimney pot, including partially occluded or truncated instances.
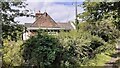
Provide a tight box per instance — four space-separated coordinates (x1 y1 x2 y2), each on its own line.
35 11 41 20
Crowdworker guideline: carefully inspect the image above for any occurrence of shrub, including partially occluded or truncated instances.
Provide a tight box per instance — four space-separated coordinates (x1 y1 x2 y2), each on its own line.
58 30 106 67
21 30 61 68
21 30 117 67
3 40 23 67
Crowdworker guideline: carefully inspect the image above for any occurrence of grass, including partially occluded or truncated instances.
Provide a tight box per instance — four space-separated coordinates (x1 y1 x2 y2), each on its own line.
84 53 111 66
115 59 120 67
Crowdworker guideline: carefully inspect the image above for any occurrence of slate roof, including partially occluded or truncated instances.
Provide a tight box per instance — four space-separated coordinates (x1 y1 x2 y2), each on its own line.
25 23 32 27
25 23 74 30
57 23 74 30
25 12 75 30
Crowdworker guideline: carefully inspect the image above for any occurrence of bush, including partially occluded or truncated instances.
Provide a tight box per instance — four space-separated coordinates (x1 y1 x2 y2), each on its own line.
21 30 117 67
58 30 106 67
21 30 61 68
3 40 23 67
79 20 120 42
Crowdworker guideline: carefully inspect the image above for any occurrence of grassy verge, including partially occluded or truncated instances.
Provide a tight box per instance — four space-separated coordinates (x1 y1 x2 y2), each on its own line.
84 53 111 66
115 59 120 67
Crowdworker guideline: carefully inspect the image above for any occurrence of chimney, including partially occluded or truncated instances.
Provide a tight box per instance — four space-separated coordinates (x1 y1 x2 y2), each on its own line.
35 11 41 20
44 12 47 16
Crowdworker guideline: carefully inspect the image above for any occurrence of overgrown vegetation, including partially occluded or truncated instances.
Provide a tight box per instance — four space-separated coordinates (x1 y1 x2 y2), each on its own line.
20 30 116 67
57 30 116 67
0 1 33 41
1 1 33 67
2 1 120 68
3 40 23 67
21 31 61 68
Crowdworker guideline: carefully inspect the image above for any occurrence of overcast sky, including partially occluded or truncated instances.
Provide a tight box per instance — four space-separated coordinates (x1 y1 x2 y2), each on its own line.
15 0 84 24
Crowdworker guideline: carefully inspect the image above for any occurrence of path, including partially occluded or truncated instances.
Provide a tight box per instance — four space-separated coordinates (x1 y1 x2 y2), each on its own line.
104 41 120 68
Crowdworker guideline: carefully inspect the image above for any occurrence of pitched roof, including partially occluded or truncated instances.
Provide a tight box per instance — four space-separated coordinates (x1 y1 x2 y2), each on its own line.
25 12 75 30
25 23 32 27
25 23 74 30
57 22 74 30
30 12 58 28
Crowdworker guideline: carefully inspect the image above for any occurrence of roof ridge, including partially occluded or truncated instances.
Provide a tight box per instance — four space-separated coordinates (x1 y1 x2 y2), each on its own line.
31 12 58 27
45 13 57 24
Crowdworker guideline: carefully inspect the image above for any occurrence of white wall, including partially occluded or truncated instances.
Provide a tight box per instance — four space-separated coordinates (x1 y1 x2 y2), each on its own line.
23 32 30 40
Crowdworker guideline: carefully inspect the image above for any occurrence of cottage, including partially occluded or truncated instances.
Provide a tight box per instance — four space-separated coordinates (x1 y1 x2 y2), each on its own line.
23 11 76 40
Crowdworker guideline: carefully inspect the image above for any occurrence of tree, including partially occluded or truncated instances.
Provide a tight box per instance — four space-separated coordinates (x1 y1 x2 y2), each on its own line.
80 1 120 29
58 30 107 67
1 1 33 67
21 30 61 68
0 1 33 41
78 2 120 42
21 30 111 67
76 1 119 66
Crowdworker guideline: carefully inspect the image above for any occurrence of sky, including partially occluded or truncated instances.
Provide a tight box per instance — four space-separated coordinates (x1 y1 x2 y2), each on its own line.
15 0 84 24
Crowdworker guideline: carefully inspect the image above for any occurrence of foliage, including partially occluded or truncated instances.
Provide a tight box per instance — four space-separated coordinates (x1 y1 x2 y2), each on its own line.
57 30 110 67
77 1 120 66
79 19 119 42
78 2 120 42
0 1 33 41
84 53 111 66
21 30 61 68
2 1 120 67
21 30 116 67
3 40 23 67
0 48 1 68
1 1 33 67
115 59 120 67
80 2 120 24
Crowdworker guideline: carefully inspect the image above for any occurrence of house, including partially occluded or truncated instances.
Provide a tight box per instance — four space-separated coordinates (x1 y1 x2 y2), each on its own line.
23 11 76 40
